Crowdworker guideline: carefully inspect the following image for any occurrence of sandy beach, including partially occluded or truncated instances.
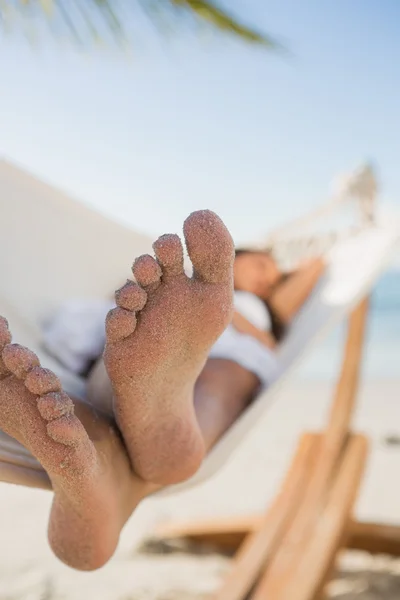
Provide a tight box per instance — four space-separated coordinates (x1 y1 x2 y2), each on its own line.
1 378 400 599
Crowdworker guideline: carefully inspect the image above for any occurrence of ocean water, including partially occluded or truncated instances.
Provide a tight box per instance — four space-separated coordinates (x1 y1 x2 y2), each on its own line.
298 269 400 380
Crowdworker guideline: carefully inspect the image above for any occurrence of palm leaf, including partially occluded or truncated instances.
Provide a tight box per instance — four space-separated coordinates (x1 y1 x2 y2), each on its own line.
172 0 280 48
0 0 282 50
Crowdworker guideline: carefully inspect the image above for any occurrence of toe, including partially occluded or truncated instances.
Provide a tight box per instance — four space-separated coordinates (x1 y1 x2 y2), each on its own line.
25 367 62 396
37 391 75 421
105 308 137 343
0 317 12 349
153 234 184 278
47 415 89 447
115 281 147 312
183 210 235 284
132 254 162 290
2 344 40 379
0 317 12 378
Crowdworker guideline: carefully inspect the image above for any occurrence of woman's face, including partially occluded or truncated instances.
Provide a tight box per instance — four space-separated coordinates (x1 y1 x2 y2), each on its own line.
234 252 281 299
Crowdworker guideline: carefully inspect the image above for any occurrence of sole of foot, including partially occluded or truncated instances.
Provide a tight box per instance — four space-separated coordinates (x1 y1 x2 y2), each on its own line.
0 317 128 570
104 210 235 485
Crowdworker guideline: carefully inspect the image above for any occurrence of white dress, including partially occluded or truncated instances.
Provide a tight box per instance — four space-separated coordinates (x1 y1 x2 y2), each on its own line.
209 291 280 387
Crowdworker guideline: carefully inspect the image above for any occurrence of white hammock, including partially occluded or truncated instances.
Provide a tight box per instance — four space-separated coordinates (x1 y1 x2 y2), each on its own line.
0 159 399 494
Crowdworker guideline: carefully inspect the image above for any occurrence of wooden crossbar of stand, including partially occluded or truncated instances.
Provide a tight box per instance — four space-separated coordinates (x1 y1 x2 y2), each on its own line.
154 298 400 599
158 517 400 558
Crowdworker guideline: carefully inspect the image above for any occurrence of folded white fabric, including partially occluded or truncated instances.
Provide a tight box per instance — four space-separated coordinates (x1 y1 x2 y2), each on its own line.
209 291 280 388
208 324 280 388
41 299 114 375
233 290 272 331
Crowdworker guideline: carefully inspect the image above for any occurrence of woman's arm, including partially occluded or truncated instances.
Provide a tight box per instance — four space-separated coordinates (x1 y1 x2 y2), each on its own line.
232 311 276 349
268 257 326 326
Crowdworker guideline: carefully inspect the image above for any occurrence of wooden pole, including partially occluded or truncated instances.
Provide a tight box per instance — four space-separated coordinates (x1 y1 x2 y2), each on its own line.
212 434 320 600
250 298 369 599
347 520 400 556
252 435 368 600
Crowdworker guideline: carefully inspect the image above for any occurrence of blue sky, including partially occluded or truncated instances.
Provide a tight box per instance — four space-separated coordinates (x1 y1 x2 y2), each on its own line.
1 0 400 245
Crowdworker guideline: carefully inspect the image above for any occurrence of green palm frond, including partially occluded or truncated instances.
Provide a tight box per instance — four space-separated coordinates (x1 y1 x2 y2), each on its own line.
0 0 283 50
172 0 279 48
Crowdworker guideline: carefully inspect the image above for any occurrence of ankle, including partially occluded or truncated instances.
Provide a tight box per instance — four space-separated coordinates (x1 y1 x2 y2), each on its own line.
134 431 206 486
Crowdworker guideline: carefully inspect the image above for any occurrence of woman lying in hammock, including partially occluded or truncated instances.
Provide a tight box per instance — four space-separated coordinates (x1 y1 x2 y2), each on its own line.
0 210 325 572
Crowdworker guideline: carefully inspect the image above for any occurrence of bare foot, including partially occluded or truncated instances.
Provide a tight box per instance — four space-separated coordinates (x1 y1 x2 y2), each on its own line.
0 317 137 570
103 210 235 485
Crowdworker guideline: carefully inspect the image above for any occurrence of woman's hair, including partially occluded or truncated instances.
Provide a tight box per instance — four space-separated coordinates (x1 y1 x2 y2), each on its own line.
234 248 286 342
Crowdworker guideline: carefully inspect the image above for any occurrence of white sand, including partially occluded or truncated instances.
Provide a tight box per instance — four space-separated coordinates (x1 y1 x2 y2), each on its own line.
1 378 400 599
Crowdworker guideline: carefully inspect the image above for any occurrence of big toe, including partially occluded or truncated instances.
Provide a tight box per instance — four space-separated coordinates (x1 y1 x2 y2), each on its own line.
183 210 235 284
